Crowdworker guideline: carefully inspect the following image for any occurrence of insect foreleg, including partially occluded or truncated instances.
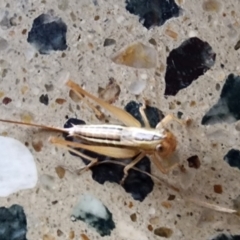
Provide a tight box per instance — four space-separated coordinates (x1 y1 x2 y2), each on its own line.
139 103 151 128
156 114 187 129
120 151 146 185
151 153 179 174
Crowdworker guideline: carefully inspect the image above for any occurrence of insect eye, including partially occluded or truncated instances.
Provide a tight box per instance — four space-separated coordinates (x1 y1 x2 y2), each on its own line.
156 145 163 152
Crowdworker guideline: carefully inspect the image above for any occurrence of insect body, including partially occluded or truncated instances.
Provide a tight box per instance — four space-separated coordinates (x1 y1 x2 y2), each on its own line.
68 124 174 152
0 80 181 183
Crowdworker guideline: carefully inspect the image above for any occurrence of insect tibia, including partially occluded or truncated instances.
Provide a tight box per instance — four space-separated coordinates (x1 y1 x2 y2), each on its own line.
0 118 68 133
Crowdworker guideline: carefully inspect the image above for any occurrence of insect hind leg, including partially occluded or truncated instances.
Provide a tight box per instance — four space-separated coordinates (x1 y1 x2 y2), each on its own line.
49 137 98 174
68 83 105 120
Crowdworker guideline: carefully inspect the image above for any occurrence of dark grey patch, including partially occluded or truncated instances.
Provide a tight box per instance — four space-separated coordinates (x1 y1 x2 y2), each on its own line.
224 149 240 170
234 39 240 51
125 0 182 29
39 94 49 105
63 101 164 201
0 204 27 240
0 37 9 51
27 13 67 54
233 195 240 212
216 83 221 91
44 83 54 92
164 37 216 96
0 15 11 29
92 0 99 5
103 38 116 47
202 74 240 125
210 233 240 240
154 226 173 238
71 195 115 236
0 11 17 29
149 38 157 46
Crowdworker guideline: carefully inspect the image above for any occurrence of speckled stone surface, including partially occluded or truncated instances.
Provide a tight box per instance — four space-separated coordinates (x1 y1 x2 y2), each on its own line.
1 0 240 239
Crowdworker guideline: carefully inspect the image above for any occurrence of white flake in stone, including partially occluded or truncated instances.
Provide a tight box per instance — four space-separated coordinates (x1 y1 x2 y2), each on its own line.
0 136 38 197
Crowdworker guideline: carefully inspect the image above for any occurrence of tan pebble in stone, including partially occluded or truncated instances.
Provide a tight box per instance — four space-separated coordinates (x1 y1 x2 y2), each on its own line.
111 42 157 69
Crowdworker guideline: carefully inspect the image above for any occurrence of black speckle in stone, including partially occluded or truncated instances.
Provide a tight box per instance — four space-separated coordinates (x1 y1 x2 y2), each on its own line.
177 111 183 119
62 101 164 201
124 101 164 128
64 118 85 133
27 13 67 54
164 37 216 96
210 233 240 240
39 94 49 105
202 74 240 125
0 204 27 240
125 0 182 29
224 149 240 170
103 38 116 47
63 118 87 159
84 211 115 237
72 196 115 236
91 158 125 184
123 156 153 201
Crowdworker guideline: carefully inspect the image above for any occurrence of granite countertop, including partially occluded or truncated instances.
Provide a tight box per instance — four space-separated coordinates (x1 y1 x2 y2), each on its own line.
0 0 240 239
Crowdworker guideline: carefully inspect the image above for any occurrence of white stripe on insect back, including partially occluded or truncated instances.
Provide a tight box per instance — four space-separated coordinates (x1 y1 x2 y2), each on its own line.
67 124 124 140
121 127 166 143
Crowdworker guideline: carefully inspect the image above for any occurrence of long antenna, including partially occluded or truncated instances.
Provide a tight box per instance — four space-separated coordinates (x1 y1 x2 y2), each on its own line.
0 119 68 133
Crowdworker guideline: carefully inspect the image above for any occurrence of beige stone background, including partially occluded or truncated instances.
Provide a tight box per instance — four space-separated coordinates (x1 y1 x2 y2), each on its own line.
0 0 240 239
